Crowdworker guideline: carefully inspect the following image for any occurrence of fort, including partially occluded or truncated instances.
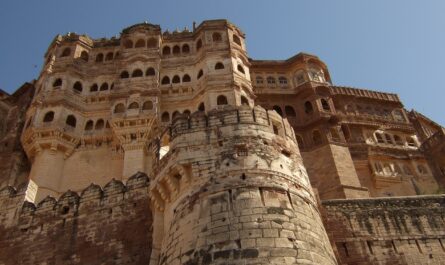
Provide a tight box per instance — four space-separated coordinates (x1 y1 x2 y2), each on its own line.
0 19 444 264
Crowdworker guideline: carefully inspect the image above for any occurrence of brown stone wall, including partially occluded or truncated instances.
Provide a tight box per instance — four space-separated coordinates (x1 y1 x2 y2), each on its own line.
0 173 153 265
322 195 445 265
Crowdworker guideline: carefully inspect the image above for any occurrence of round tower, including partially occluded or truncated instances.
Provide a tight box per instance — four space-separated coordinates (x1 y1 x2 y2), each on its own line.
149 105 337 264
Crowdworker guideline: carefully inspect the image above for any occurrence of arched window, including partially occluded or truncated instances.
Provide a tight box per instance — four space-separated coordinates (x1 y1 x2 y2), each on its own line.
132 69 143 77
80 51 89 61
182 44 190 53
114 103 125 113
407 137 416 147
61 48 71 57
285 106 296 117
312 130 322 145
120 71 129 79
162 46 171 55
375 133 385 143
128 102 139 109
215 62 224 70
278 77 288 85
321 99 330 111
233 35 241 46
172 75 180 84
183 110 191 116
147 38 157 48
256 76 264 84
182 74 191 82
100 83 109 91
198 102 205 112
196 39 203 51
105 52 113 61
212 32 222 42
217 95 228 105
304 101 313 114
43 111 54 122
146 67 155 76
394 135 403 145
142 101 153 110
161 112 170 122
95 53 104 62
384 133 393 144
172 45 180 55
267 76 276 85
84 120 93 131
73 81 83 92
273 106 283 116
95 119 104 130
66 115 77 128
135 39 145 48
90 84 98 92
53 78 62 88
123 39 133 49
161 76 170 85
241 96 249 106
172 111 180 120
296 135 304 149
237 65 245 74
197 69 204 79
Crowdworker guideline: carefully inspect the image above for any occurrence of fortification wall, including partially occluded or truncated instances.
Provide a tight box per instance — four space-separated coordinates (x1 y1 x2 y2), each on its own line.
0 173 153 265
322 195 445 265
151 106 338 265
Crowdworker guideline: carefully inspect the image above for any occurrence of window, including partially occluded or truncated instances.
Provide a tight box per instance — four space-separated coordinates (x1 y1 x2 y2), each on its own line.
217 95 228 105
304 101 313 114
95 119 104 130
162 46 171 55
285 106 296 117
273 106 283 116
80 51 89 62
73 82 83 92
173 45 180 55
105 52 113 61
295 71 305 85
312 130 322 145
147 38 157 48
135 39 145 48
161 112 170 122
374 162 383 173
375 133 385 144
100 83 109 91
256 76 264 84
43 111 54 122
197 69 204 79
85 120 93 131
53 79 62 88
407 137 416 147
114 103 125 113
90 84 98 92
161 76 170 85
321 99 330 111
132 69 143 77
241 96 249 106
341 124 350 140
212 32 222 42
237 65 245 74
215 62 224 70
182 44 190 53
394 135 403 145
66 115 77 128
267 76 276 85
146 67 155 76
142 101 153 110
308 68 324 82
172 75 180 84
330 128 341 141
120 71 129 79
233 35 241 46
182 74 191 82
198 102 205 112
61 48 71 57
183 110 191 116
278 77 288 85
128 102 139 109
95 53 104 62
123 39 133 49
196 39 203 51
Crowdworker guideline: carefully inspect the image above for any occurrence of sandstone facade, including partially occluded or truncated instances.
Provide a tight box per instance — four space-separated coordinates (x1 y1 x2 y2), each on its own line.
0 19 444 264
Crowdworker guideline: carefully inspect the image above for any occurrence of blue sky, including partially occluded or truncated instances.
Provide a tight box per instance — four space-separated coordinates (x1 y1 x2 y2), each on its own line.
0 0 444 125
